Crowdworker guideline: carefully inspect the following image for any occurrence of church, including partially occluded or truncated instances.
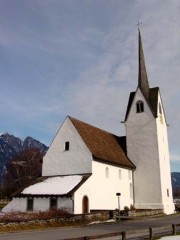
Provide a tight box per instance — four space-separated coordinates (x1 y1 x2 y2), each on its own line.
3 30 174 215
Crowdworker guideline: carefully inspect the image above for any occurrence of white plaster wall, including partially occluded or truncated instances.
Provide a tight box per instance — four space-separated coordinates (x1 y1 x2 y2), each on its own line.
33 197 49 211
57 197 73 213
2 198 27 212
3 197 73 213
74 160 133 214
156 93 174 214
126 89 163 209
42 117 92 176
125 88 174 214
33 197 73 212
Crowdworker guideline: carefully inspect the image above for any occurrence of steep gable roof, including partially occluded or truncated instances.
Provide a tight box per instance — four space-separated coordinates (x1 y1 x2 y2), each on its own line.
69 116 135 169
15 175 90 197
138 30 150 99
125 87 159 121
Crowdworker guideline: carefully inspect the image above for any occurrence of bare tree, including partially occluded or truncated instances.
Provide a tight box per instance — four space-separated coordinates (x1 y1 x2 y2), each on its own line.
3 148 43 196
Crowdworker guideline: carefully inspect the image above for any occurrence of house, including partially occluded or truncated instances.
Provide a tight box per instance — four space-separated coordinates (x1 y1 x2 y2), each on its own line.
3 30 174 215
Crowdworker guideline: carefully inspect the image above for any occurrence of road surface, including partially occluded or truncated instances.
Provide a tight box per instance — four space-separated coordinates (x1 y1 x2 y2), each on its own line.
0 214 180 240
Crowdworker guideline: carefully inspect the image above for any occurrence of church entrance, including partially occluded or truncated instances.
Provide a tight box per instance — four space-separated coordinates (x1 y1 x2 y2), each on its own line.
82 196 89 214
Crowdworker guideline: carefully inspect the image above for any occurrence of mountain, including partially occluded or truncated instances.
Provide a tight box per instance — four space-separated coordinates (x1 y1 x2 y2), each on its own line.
171 172 180 198
0 133 48 180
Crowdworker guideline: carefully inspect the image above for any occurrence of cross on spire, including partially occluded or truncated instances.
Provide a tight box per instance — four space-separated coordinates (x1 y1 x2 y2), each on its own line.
135 20 142 30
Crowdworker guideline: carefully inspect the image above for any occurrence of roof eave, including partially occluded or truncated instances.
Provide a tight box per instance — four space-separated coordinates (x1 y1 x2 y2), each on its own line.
93 155 136 170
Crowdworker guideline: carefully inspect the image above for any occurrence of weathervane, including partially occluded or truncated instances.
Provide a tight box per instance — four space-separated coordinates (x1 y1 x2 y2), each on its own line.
135 20 142 30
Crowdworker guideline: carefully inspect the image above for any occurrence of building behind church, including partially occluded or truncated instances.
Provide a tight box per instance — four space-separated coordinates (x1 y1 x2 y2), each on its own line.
3 30 174 215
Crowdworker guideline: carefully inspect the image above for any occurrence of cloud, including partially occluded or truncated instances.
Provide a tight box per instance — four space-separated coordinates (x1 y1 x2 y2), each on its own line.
170 154 180 162
0 0 180 170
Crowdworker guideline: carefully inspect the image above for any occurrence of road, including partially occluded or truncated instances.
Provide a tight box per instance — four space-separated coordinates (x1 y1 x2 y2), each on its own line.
0 214 180 240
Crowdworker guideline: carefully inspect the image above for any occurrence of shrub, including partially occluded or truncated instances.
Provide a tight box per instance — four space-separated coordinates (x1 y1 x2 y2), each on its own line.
0 208 71 223
130 204 136 211
124 206 129 211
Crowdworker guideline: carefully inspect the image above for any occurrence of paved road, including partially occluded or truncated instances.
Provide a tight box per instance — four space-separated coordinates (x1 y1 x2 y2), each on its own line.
0 214 180 240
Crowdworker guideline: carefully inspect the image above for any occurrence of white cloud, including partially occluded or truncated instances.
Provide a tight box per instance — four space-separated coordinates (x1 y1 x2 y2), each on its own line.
170 154 180 162
0 0 180 170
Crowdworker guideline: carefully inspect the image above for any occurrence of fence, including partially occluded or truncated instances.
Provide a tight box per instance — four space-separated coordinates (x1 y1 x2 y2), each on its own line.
63 223 180 240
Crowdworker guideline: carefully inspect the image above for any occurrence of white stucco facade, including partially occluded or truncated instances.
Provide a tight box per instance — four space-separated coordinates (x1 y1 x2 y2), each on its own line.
3 196 73 213
42 117 92 176
74 160 133 214
156 93 174 214
125 88 174 214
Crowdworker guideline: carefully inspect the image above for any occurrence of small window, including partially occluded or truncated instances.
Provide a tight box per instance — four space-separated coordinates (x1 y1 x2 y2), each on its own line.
105 167 109 178
27 197 33 211
65 141 70 151
159 103 162 114
136 100 144 113
128 170 132 180
50 197 57 210
167 189 169 197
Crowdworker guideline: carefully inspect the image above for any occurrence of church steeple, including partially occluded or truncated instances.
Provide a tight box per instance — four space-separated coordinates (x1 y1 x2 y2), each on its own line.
138 29 150 99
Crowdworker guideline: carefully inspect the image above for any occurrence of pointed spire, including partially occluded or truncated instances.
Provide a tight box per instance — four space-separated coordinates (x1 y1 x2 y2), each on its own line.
138 29 150 99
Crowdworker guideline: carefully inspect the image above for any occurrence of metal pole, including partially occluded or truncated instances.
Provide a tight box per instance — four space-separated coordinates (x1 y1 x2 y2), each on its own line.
149 227 153 239
172 224 176 235
118 196 120 211
118 196 120 220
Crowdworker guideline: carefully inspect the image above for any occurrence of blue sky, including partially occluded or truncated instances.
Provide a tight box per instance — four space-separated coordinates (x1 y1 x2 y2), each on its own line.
0 0 180 172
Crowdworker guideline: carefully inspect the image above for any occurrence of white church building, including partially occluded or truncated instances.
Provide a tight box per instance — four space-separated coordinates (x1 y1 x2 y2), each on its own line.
3 30 174 215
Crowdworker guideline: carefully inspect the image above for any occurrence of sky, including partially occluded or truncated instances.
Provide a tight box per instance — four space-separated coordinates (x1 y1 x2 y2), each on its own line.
0 0 180 172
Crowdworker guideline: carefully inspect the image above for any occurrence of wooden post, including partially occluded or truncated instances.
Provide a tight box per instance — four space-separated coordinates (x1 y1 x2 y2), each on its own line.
122 231 126 240
172 224 176 235
149 227 153 239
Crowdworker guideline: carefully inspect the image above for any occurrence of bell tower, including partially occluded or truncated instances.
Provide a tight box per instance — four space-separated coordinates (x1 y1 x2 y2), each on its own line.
124 30 174 214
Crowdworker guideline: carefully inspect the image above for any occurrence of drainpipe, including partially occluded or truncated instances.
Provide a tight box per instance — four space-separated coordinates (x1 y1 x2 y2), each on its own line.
70 195 74 214
132 170 135 207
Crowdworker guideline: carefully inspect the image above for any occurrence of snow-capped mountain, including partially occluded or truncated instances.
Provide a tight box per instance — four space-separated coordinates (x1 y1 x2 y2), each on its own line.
0 133 48 180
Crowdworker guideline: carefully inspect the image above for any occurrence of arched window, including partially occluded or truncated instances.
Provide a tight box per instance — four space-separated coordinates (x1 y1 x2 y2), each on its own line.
130 183 133 199
105 167 109 178
82 196 89 214
119 169 122 179
136 100 144 113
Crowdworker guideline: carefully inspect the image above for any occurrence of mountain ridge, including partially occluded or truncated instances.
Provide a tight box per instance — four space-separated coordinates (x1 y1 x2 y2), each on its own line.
0 133 48 180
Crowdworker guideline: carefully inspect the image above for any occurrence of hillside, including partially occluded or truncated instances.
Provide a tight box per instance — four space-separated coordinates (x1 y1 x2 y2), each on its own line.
171 172 180 198
0 133 48 181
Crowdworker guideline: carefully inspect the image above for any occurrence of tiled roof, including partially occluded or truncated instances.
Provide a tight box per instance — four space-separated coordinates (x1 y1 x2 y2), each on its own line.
125 87 159 121
69 117 135 169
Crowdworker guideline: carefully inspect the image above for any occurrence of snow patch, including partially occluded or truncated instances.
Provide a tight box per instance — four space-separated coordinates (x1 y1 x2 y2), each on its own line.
160 236 180 240
88 219 116 225
22 175 83 195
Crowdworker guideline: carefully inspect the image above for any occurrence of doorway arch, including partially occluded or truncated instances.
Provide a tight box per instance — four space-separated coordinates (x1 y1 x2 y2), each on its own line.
82 196 89 214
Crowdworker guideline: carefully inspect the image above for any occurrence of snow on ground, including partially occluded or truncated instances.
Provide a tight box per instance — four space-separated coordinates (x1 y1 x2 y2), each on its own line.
22 175 83 195
160 236 180 240
88 219 116 225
